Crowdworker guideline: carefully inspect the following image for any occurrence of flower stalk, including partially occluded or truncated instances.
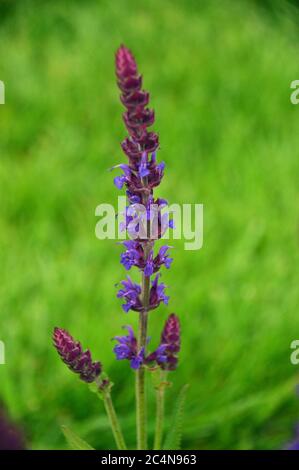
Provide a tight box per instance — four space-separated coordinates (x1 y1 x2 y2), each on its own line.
154 370 168 450
136 243 151 449
101 387 127 450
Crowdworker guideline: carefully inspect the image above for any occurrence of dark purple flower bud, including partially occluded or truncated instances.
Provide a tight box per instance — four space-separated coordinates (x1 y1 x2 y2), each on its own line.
158 314 181 371
117 75 142 94
113 326 144 370
139 132 159 153
115 45 137 80
121 137 143 161
120 90 149 109
53 328 102 383
123 109 155 136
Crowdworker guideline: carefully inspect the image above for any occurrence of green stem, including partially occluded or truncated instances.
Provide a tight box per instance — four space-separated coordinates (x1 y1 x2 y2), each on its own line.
154 370 167 450
103 391 127 450
136 231 152 449
136 181 151 450
136 272 150 449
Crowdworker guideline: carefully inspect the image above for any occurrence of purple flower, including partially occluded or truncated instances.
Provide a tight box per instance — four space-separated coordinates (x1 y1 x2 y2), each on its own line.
158 314 181 371
120 241 172 275
114 175 126 189
154 245 173 270
149 274 169 310
113 326 168 369
286 424 299 450
117 275 168 313
0 409 25 450
113 326 144 370
117 276 143 312
139 152 150 179
145 344 168 366
53 328 102 383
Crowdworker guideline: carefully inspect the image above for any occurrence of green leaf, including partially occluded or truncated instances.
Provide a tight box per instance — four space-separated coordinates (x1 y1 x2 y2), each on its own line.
61 425 95 450
163 384 189 450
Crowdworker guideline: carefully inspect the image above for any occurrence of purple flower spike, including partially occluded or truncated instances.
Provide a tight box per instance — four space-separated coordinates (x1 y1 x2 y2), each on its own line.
114 45 164 201
113 326 145 370
53 328 102 383
115 45 159 152
158 314 181 371
114 47 182 382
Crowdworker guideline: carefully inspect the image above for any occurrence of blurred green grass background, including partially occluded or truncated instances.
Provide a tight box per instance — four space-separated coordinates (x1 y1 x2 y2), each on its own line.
1 0 299 450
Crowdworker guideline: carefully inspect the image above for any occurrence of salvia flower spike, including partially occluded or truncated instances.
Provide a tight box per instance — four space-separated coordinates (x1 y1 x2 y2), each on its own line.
53 45 183 452
53 327 126 450
114 45 182 450
53 328 101 383
159 314 181 371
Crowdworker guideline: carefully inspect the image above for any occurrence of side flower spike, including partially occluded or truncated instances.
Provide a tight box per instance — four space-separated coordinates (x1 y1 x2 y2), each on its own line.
53 328 102 383
158 314 181 371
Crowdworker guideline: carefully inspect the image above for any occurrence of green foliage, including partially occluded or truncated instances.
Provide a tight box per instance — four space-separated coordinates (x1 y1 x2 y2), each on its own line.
164 384 189 450
61 425 94 450
0 0 299 450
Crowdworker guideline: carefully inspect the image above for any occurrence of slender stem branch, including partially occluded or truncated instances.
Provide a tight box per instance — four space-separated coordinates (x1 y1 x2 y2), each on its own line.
154 370 167 450
103 391 127 450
